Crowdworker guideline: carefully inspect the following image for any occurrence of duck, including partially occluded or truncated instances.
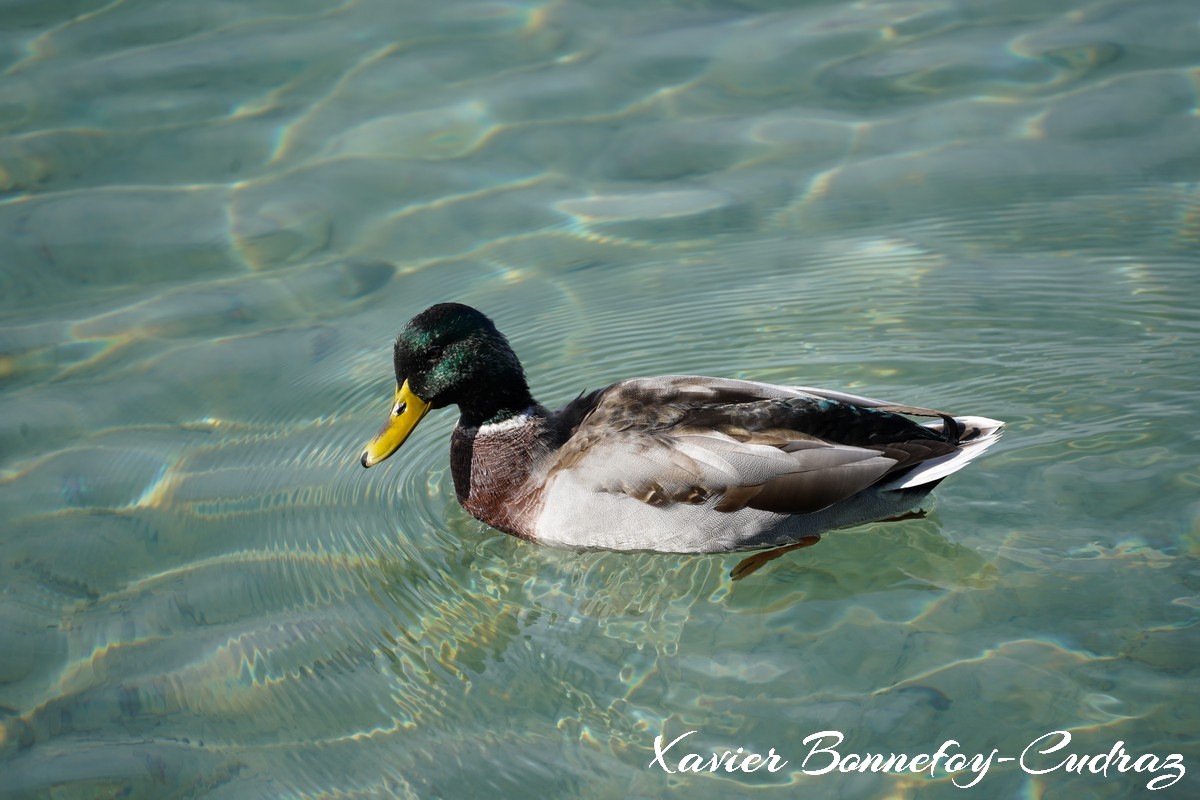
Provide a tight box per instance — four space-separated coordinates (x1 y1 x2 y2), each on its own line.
360 303 1003 557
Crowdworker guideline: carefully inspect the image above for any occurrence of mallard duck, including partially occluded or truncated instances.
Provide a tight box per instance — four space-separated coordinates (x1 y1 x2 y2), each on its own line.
360 303 1003 555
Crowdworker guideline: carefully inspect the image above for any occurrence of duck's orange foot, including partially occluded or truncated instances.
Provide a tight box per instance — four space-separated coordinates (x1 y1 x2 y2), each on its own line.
730 535 821 581
877 508 928 523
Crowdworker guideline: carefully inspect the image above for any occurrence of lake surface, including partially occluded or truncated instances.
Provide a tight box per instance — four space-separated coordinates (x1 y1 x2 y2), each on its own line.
1 0 1198 797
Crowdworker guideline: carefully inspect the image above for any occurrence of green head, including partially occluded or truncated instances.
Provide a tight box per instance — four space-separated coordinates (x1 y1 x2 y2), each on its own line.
361 303 533 467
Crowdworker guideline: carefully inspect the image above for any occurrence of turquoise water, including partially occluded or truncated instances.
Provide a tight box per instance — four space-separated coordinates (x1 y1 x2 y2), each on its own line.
1 0 1199 797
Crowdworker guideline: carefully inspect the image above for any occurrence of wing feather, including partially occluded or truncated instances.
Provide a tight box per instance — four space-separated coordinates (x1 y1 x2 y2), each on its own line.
546 375 971 517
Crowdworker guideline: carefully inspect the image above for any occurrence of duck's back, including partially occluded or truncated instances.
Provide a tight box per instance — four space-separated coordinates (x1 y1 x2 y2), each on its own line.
530 376 1002 552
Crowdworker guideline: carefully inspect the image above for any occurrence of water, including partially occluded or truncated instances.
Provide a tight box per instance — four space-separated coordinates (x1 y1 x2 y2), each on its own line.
1 0 1198 797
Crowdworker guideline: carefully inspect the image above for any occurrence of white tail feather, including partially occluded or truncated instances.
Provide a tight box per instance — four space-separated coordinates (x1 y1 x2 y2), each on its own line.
887 415 1005 490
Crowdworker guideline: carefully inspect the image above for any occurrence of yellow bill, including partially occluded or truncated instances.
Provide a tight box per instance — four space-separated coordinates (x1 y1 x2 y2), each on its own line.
361 380 431 467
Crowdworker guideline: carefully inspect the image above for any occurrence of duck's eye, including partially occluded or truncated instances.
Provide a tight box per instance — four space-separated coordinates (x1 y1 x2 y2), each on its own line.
427 345 443 361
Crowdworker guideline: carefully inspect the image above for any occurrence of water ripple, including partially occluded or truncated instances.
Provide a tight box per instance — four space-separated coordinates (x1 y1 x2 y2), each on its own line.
2 0 1199 797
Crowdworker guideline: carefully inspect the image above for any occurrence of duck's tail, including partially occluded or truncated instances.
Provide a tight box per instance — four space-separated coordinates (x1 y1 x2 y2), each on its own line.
885 415 1005 490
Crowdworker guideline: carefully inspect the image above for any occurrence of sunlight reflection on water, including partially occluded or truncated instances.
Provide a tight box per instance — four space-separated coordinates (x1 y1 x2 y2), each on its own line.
1 0 1199 797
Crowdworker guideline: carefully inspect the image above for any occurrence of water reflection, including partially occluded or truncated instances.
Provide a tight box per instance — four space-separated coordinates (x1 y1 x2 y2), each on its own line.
2 0 1199 796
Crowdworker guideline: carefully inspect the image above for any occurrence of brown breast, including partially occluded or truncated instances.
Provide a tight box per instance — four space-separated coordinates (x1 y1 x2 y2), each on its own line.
450 416 548 540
